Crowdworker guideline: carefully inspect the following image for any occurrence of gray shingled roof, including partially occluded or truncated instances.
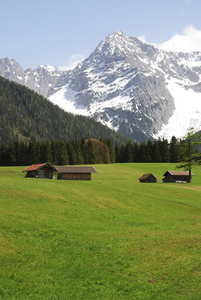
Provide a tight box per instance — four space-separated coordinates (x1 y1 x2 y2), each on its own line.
163 170 194 176
56 166 97 174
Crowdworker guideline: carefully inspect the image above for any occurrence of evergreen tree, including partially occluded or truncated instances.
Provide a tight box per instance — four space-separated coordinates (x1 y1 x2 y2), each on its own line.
177 129 201 182
72 140 84 165
57 141 69 165
40 141 52 163
27 141 41 164
133 142 140 162
125 140 133 162
139 142 147 162
146 139 154 162
51 140 58 165
80 138 88 164
86 139 96 164
67 142 77 165
169 136 180 162
19 142 29 165
103 138 116 163
159 138 170 162
114 144 123 163
153 140 162 162
0 143 9 165
7 142 17 165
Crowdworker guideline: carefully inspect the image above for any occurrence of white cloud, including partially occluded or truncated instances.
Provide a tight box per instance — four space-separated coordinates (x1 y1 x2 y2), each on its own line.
137 35 147 43
58 54 85 71
139 25 201 53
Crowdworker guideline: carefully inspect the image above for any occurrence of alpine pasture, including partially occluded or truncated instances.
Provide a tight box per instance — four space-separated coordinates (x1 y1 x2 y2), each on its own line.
0 163 201 299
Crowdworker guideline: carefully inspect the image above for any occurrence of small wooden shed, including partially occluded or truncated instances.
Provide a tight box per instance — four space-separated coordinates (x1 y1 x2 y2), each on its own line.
162 171 194 183
23 163 57 179
56 166 97 181
138 173 157 183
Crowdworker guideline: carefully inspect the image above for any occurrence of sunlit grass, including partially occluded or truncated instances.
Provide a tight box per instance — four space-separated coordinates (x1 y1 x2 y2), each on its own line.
0 163 201 299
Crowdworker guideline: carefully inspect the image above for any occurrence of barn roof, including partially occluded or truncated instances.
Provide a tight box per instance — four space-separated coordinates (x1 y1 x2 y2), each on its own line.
56 166 97 174
23 163 57 172
138 173 156 180
163 170 194 176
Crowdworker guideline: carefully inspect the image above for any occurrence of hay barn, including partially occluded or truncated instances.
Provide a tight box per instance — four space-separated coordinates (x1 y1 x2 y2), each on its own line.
23 163 57 179
56 166 97 181
162 171 194 183
138 173 157 183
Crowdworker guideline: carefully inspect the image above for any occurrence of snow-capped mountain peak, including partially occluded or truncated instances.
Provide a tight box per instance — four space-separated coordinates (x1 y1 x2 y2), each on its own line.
1 31 201 142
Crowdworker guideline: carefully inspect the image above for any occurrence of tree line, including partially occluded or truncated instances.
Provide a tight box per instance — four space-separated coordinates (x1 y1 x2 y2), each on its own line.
0 136 189 166
115 136 181 163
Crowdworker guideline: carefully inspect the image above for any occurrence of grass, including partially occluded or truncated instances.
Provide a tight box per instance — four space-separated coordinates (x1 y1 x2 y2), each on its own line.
0 163 201 299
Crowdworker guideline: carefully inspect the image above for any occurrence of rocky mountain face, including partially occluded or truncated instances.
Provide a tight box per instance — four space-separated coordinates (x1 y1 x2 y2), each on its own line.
0 58 63 97
1 31 201 142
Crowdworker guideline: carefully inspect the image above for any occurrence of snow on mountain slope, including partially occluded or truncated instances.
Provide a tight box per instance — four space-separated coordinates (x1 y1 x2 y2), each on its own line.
48 31 176 141
48 85 88 115
154 78 201 140
1 31 201 142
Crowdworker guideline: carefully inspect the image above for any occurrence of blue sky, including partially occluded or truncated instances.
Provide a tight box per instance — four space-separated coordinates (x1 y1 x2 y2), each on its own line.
1 0 201 70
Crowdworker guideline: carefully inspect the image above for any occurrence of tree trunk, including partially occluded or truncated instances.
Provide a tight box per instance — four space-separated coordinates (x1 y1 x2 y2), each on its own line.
189 169 192 183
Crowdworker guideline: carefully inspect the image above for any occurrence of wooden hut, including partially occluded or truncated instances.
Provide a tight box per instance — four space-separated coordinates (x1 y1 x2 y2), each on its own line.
23 163 57 179
162 171 194 183
56 166 97 181
138 173 157 183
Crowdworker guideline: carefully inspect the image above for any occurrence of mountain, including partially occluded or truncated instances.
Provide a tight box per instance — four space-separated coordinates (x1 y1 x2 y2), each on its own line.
1 31 201 142
0 57 64 98
0 76 128 146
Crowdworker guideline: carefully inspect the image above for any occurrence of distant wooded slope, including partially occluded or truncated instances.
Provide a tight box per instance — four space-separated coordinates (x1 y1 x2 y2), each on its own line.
0 76 128 145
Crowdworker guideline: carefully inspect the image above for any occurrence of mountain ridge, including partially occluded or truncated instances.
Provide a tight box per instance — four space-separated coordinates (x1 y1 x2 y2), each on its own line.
1 31 201 142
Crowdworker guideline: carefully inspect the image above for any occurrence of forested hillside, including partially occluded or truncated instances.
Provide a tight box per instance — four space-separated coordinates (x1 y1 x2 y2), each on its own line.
0 76 128 146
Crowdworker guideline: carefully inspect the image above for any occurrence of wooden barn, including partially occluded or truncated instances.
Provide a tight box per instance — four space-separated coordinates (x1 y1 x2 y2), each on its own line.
23 163 57 179
56 166 97 181
162 171 194 183
138 173 157 183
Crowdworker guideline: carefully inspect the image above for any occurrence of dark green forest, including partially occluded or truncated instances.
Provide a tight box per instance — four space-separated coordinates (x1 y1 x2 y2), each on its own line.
0 136 185 166
0 76 128 146
0 75 195 167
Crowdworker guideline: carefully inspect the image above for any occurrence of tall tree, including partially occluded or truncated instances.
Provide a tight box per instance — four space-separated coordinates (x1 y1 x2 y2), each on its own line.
177 129 201 182
125 140 134 162
153 140 162 162
86 139 96 164
169 136 180 162
159 138 170 162
103 138 116 163
146 139 154 162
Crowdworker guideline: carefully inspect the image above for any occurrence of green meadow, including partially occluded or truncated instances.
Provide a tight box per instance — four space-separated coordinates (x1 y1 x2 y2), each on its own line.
0 163 201 299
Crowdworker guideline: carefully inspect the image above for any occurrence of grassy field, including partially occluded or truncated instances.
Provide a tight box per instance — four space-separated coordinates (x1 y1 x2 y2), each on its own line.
0 163 201 299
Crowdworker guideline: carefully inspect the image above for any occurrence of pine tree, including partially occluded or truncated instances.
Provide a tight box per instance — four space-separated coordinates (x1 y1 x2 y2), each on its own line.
139 142 147 162
177 129 201 182
153 140 162 162
80 138 88 164
57 141 69 165
72 140 84 165
40 141 52 164
104 138 116 163
159 138 170 162
67 142 77 165
125 140 133 162
169 136 180 162
146 139 154 162
86 139 96 164
133 142 140 162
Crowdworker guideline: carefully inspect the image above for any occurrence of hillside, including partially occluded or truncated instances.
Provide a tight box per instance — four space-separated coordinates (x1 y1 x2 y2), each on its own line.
0 76 128 146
